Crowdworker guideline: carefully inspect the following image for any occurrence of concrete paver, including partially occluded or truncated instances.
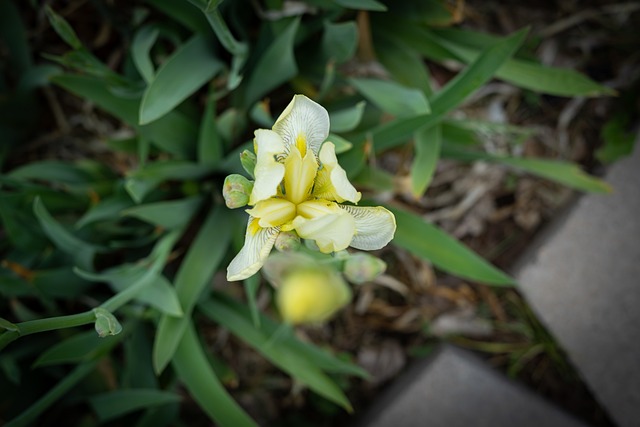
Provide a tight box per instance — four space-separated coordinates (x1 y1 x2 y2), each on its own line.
358 345 587 427
513 140 640 427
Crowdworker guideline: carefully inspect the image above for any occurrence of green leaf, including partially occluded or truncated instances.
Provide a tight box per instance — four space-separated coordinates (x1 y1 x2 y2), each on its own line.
334 0 387 11
198 93 223 165
125 161 211 203
244 18 300 104
243 274 261 327
44 6 82 50
76 193 134 229
132 25 160 84
328 133 353 154
375 35 433 96
596 114 637 164
350 78 430 117
329 101 366 133
411 124 441 198
430 28 615 97
0 317 18 332
52 74 198 158
441 145 612 193
122 196 203 229
139 35 223 124
322 21 358 64
5 361 97 427
153 206 232 373
33 197 102 270
90 389 182 422
200 294 360 411
372 27 528 152
0 0 32 73
389 206 515 285
34 331 120 367
173 321 257 427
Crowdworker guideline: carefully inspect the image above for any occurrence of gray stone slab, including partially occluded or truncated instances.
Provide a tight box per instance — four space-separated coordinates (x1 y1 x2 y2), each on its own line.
513 139 640 427
358 345 587 427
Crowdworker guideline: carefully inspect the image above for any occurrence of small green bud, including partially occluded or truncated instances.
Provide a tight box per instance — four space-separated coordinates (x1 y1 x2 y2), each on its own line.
343 253 386 284
223 174 253 209
93 308 122 337
240 149 257 178
274 231 301 252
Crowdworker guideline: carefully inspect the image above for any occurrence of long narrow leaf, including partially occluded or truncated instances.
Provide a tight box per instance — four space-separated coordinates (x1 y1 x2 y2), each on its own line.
153 206 232 373
389 206 515 285
173 321 257 427
411 124 442 198
90 389 182 422
441 145 612 193
200 294 361 411
372 28 528 153
139 35 223 124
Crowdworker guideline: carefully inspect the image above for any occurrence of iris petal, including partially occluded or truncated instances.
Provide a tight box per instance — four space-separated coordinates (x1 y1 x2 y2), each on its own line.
273 95 330 156
250 129 286 205
313 142 361 203
227 217 280 281
339 205 396 250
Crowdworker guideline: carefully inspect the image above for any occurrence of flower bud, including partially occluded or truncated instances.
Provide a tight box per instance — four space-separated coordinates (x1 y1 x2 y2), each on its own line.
277 268 351 325
240 149 257 178
343 253 386 284
274 231 301 252
223 174 253 209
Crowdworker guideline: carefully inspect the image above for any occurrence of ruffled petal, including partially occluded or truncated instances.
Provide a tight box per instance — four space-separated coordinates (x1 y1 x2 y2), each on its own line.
339 205 396 250
249 129 286 205
313 142 361 203
227 217 280 281
293 208 356 253
273 95 330 156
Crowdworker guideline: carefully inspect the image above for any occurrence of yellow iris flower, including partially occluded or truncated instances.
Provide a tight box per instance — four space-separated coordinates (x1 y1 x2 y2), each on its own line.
227 95 396 281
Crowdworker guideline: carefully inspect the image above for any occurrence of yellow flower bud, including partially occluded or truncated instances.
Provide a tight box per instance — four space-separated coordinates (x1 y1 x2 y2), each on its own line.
277 268 351 325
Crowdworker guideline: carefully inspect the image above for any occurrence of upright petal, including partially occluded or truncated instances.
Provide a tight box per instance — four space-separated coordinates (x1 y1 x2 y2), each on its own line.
313 142 361 203
339 205 396 250
227 217 280 281
273 95 330 156
283 146 318 204
250 129 286 205
293 209 356 253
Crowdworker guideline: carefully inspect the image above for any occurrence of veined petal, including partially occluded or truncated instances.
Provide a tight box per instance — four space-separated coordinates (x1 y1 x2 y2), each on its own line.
313 142 361 203
339 205 396 250
273 95 330 156
293 210 356 253
250 129 285 205
284 145 318 204
227 217 280 281
246 198 296 228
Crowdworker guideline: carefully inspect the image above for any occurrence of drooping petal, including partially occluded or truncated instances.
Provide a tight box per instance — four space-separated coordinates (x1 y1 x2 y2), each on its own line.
227 217 280 281
250 129 286 205
313 142 361 203
339 205 396 250
246 198 296 228
273 95 330 156
283 145 318 204
293 209 356 253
